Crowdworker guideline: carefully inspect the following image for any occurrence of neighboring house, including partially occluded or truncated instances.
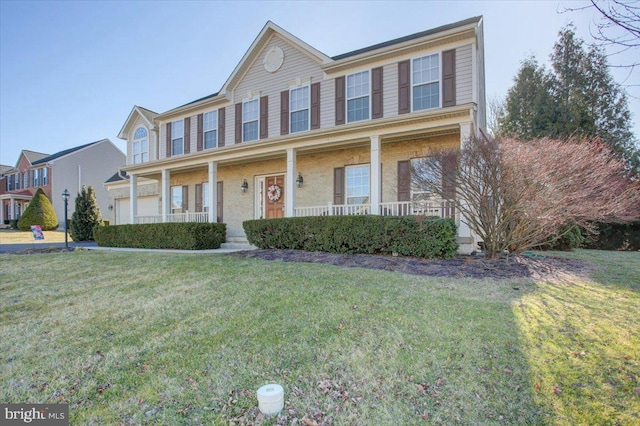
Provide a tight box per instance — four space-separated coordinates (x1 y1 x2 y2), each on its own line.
1 140 126 228
112 17 486 253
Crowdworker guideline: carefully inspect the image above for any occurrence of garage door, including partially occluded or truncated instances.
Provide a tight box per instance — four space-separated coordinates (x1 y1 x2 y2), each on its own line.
115 197 159 224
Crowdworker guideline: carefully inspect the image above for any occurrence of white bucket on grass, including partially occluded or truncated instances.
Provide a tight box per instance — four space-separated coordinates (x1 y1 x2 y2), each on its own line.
256 383 284 416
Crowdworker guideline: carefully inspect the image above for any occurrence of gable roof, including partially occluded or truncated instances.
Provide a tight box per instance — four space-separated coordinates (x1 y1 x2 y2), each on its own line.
32 139 109 165
105 169 129 184
19 150 49 167
220 20 332 95
331 16 482 61
0 164 13 175
118 105 159 139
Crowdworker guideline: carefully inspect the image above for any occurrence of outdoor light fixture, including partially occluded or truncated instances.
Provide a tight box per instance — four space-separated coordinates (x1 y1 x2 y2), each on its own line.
108 204 113 211
296 172 304 188
62 188 70 249
241 179 248 193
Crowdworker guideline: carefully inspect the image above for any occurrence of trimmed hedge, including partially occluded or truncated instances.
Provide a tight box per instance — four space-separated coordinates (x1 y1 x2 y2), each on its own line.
94 222 226 250
243 215 458 259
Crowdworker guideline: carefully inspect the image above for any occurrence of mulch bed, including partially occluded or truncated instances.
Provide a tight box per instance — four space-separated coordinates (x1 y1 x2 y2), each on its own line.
230 249 594 280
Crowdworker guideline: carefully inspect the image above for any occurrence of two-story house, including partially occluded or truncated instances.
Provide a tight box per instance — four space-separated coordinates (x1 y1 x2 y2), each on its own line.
1 140 125 228
112 17 486 253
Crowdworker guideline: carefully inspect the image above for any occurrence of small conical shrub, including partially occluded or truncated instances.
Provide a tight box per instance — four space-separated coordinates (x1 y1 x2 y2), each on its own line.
17 188 59 231
70 185 103 241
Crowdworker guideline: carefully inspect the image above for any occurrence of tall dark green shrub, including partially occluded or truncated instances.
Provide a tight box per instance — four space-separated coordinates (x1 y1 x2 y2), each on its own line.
70 185 103 241
17 188 59 231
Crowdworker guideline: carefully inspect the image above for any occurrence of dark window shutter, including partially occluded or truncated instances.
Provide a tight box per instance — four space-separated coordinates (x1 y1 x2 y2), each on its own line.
397 160 411 202
398 60 410 114
216 181 223 223
218 108 226 147
335 76 345 125
184 117 191 154
442 49 456 107
195 183 203 212
197 114 203 151
260 96 268 139
235 103 242 144
442 153 457 199
165 122 172 157
311 82 320 129
280 90 289 135
333 167 345 205
372 67 383 119
182 185 189 212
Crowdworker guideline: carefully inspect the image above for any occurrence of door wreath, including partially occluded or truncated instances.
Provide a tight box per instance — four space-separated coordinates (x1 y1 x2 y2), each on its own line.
267 184 282 202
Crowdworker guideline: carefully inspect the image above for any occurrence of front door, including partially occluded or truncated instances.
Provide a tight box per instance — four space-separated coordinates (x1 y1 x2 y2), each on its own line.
265 175 285 219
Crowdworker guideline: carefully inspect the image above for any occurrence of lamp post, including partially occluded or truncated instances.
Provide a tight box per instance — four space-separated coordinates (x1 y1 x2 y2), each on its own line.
62 189 69 249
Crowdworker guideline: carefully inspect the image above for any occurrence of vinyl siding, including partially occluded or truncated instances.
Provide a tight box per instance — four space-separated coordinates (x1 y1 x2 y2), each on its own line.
232 34 326 140
320 75 334 129
456 44 473 105
382 62 398 119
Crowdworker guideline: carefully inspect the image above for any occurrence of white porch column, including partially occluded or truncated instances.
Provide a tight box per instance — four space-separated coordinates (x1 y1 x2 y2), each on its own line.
285 148 296 217
460 121 472 148
370 135 381 215
129 174 138 224
457 122 474 252
208 160 217 223
162 169 171 222
9 196 15 220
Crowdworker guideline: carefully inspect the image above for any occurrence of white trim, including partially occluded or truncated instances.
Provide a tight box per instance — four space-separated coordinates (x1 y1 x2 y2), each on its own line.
345 163 370 205
411 51 442 112
242 97 260 142
345 69 372 124
171 119 185 155
289 83 310 134
203 109 219 150
133 126 149 164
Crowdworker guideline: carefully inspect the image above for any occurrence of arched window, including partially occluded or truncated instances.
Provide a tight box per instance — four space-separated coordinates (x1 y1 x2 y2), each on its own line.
133 127 149 164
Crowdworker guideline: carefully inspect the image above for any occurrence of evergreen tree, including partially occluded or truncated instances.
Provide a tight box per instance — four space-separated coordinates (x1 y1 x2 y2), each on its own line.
500 58 558 139
17 188 59 231
502 26 640 174
70 185 103 241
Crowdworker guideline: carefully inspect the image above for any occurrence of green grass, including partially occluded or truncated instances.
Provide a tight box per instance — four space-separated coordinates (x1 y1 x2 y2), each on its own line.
0 250 638 425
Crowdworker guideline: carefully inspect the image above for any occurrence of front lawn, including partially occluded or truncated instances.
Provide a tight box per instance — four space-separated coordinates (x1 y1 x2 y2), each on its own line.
0 250 638 424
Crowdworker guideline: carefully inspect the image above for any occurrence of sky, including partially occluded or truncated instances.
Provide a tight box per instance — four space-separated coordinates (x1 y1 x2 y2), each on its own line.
1 0 638 166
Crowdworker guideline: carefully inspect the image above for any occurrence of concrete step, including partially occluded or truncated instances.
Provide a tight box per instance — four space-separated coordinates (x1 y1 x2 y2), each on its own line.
220 241 257 250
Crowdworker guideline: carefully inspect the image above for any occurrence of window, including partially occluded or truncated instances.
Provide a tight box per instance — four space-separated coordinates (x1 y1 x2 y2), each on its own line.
42 168 48 186
203 182 209 212
412 53 440 111
133 127 149 164
203 111 217 149
8 174 14 191
24 172 29 188
242 99 259 142
33 169 41 187
346 164 370 205
15 173 21 190
411 157 441 198
171 186 183 213
290 85 309 133
171 120 184 155
346 71 370 122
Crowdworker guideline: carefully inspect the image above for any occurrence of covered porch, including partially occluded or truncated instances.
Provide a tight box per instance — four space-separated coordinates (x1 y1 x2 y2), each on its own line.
125 115 476 251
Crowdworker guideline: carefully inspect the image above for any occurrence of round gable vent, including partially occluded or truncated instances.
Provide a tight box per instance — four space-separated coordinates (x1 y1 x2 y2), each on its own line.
263 46 285 73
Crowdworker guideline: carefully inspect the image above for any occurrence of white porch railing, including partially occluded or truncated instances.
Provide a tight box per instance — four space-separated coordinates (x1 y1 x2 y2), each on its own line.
295 200 457 222
380 200 456 220
295 203 371 217
134 211 209 224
